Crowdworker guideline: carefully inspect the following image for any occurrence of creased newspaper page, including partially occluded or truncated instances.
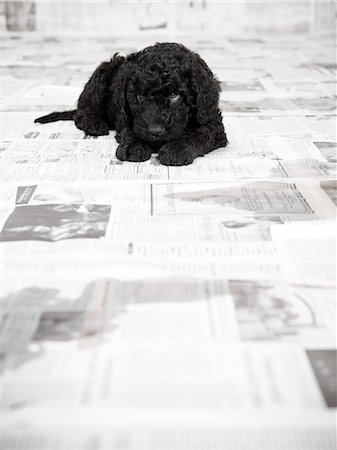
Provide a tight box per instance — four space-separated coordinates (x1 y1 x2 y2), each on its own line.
272 221 336 287
152 181 336 219
1 135 336 183
1 27 336 450
1 273 336 449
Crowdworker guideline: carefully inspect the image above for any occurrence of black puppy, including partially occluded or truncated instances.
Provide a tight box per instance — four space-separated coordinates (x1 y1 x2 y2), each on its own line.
35 43 227 166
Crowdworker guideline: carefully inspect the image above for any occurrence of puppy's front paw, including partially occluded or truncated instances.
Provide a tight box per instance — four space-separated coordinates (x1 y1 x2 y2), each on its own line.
158 142 196 166
116 142 152 162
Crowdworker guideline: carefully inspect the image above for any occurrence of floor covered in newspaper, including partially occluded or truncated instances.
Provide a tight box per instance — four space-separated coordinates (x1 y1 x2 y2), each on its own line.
1 31 336 449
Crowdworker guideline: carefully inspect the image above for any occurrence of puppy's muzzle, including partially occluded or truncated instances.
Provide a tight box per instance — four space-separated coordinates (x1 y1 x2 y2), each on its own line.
148 124 165 137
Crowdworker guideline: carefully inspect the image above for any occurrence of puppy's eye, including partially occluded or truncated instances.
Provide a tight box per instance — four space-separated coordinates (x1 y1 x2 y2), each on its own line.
170 93 180 103
136 95 146 103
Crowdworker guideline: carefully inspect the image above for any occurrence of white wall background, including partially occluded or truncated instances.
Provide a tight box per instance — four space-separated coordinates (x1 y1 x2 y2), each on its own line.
1 0 336 35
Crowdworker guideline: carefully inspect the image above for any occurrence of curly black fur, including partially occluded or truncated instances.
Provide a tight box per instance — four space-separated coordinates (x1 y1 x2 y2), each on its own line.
35 43 227 166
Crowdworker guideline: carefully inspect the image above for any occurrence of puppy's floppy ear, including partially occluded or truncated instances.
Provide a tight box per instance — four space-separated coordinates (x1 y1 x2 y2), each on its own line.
119 81 133 129
110 61 133 129
188 53 221 126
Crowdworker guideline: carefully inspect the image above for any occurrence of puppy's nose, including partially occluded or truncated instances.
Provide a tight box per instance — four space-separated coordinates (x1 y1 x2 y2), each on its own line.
148 124 164 136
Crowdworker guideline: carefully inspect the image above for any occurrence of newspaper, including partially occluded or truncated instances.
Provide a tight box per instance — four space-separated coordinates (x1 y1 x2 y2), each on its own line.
1 136 336 184
1 273 336 448
272 221 336 287
1 30 336 450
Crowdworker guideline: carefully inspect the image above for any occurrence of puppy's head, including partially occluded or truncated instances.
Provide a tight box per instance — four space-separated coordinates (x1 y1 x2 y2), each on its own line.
114 43 220 147
124 44 196 146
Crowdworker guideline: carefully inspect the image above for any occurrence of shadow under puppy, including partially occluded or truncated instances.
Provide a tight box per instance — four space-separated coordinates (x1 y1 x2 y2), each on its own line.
35 42 227 166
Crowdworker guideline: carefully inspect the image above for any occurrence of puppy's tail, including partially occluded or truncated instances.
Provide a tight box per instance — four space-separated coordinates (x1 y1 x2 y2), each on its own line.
34 110 76 124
